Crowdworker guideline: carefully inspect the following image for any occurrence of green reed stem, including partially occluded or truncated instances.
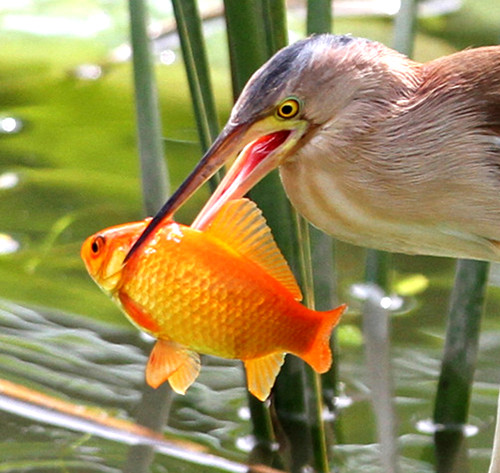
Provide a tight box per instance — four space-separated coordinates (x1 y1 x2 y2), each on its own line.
433 260 488 473
307 0 332 35
128 0 169 215
293 212 330 473
392 0 418 57
363 251 400 473
358 2 419 470
125 1 172 471
223 0 269 100
261 0 288 55
433 260 488 426
170 0 220 155
223 2 331 471
305 0 340 432
222 0 284 462
365 249 391 289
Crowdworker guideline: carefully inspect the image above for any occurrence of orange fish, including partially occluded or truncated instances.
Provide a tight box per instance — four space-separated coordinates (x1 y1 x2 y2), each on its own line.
81 199 346 401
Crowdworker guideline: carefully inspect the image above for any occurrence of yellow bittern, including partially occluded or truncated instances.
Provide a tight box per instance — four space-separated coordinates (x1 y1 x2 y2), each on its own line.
127 34 500 262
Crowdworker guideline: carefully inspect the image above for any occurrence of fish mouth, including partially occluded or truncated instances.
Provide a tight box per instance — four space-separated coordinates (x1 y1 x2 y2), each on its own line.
82 220 150 289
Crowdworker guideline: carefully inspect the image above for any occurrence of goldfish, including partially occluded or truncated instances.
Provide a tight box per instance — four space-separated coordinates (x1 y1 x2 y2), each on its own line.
81 198 346 401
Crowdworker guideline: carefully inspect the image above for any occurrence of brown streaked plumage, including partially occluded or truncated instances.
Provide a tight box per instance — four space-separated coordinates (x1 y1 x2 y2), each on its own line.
127 34 500 262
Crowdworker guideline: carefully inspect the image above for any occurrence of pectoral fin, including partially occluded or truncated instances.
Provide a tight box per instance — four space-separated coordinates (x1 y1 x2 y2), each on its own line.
244 352 285 401
146 339 201 395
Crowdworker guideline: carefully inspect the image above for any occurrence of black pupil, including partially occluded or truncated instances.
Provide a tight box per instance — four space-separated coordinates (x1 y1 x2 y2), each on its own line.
91 239 100 253
281 104 294 116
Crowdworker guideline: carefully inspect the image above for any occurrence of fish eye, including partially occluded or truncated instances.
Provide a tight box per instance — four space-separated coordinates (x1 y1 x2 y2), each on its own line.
276 97 301 119
91 235 105 255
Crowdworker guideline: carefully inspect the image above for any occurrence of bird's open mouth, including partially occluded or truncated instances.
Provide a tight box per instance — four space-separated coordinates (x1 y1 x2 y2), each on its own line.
214 130 291 200
191 129 292 229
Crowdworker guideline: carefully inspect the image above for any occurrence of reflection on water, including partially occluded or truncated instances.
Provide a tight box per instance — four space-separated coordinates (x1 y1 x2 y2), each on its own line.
0 300 255 472
0 233 19 254
416 418 480 437
0 116 23 134
72 64 104 81
0 171 20 189
4 292 495 472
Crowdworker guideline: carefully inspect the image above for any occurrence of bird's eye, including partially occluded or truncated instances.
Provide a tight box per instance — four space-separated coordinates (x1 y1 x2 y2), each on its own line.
91 236 105 255
276 97 301 119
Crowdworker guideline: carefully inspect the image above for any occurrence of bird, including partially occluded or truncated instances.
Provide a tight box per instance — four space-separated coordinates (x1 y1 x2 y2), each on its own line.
126 33 500 263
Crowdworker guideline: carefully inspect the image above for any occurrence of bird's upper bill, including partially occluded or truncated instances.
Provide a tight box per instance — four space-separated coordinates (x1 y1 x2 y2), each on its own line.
125 115 307 260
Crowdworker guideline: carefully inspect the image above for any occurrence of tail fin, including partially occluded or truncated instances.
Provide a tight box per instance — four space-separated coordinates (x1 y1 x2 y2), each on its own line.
301 304 347 373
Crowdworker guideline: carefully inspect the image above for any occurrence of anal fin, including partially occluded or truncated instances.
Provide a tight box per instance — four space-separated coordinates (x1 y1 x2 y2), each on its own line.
146 339 201 395
244 352 285 401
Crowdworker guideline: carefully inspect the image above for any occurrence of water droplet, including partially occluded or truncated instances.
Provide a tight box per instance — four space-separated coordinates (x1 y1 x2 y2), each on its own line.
159 49 176 65
73 64 103 80
380 295 404 311
350 282 403 311
237 406 250 420
0 116 23 134
235 435 256 452
335 394 353 409
0 172 19 189
380 296 393 309
0 233 20 254
110 44 132 63
416 418 479 437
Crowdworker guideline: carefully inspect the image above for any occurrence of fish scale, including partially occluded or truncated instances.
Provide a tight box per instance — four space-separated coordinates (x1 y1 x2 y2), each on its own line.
124 233 307 359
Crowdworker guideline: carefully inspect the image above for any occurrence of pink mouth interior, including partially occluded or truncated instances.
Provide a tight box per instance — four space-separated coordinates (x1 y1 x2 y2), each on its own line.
220 129 291 195
192 129 291 229
242 130 291 173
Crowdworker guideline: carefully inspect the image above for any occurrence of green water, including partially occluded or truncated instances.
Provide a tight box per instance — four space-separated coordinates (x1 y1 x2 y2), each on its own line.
1 1 500 472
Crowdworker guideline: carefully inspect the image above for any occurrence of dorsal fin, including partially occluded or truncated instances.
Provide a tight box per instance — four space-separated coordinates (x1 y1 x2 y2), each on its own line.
205 198 302 300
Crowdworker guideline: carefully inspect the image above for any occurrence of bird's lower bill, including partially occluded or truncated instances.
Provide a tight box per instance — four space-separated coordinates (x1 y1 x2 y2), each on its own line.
192 130 292 229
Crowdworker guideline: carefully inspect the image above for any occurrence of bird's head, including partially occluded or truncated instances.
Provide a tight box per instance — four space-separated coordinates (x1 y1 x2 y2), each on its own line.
126 34 418 259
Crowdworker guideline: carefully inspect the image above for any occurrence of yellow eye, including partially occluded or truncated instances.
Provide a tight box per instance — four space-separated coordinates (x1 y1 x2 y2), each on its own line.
276 98 301 119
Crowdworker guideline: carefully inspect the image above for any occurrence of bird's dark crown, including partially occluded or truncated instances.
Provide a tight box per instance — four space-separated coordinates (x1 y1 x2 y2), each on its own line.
233 34 372 123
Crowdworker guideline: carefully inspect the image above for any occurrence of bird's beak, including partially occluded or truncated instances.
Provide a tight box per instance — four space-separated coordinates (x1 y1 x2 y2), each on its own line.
192 119 306 229
125 117 306 261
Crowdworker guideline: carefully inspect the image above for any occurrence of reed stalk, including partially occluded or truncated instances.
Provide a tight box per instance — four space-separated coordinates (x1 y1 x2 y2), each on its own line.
261 0 287 55
223 2 332 471
362 251 400 473
222 0 284 463
433 260 488 473
358 3 418 472
170 0 220 156
128 0 169 215
305 0 341 415
293 212 330 473
223 0 268 101
392 0 418 58
306 0 332 35
125 0 172 471
428 0 488 465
